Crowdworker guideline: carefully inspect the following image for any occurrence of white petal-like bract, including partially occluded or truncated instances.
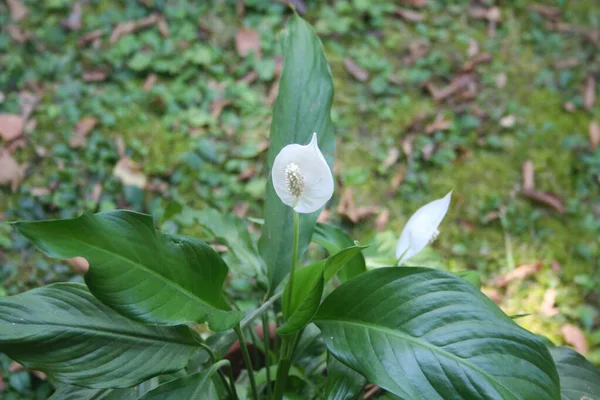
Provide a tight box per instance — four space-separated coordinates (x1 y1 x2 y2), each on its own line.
272 133 334 213
396 191 452 264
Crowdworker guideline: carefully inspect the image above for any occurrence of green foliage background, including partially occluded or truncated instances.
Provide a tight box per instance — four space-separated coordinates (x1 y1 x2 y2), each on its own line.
0 0 598 398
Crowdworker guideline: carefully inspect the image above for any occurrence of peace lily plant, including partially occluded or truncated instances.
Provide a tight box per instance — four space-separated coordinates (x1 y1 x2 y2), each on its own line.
1 14 598 400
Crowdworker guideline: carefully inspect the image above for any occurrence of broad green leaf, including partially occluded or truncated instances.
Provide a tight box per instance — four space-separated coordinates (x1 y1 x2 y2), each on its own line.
325 353 365 400
259 14 335 293
137 361 227 400
49 385 140 400
0 283 199 388
314 224 366 282
550 346 600 399
277 246 366 336
13 211 243 331
314 267 560 400
192 208 265 281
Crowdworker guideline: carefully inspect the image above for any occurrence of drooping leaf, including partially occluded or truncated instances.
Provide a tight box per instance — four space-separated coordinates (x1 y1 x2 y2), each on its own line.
0 283 199 388
325 353 365 400
313 223 366 282
314 267 560 400
137 361 227 400
277 246 366 336
13 211 243 331
192 208 265 281
259 14 335 293
550 346 600 400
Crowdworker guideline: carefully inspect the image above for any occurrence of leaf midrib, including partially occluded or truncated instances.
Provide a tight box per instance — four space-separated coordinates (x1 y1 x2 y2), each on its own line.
315 318 545 400
67 233 222 312
2 318 197 347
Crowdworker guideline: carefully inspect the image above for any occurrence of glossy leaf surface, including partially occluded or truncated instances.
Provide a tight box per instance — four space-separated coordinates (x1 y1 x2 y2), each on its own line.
550 346 600 400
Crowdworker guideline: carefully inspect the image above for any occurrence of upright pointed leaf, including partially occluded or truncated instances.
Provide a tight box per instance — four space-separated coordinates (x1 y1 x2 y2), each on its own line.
0 283 199 388
315 267 560 400
137 360 227 400
314 224 366 282
325 353 365 400
259 14 335 292
13 211 243 331
277 245 366 336
550 346 600 400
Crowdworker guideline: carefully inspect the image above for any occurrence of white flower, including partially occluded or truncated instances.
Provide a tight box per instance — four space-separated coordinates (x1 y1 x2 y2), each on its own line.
396 191 452 264
272 133 334 214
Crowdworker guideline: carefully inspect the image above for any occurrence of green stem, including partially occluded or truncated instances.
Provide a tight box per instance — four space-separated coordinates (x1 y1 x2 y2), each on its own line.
274 211 301 400
283 211 300 319
234 325 259 400
194 341 237 400
262 312 272 400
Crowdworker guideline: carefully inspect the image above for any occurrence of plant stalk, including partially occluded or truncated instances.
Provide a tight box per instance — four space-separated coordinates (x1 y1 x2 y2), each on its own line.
262 312 272 400
234 325 259 400
274 211 300 400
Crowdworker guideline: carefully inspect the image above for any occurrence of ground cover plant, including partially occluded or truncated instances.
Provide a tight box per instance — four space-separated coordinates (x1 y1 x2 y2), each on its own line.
0 0 599 399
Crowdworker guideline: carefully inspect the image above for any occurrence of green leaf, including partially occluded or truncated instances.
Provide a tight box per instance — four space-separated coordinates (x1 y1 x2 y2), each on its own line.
277 246 366 336
314 223 366 282
192 208 265 281
550 346 600 399
314 267 560 400
259 14 335 293
325 353 365 400
13 211 243 331
49 385 140 400
137 361 227 400
0 283 199 388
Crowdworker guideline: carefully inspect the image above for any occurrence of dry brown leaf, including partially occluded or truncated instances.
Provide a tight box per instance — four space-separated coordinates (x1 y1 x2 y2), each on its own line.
240 71 259 85
589 121 600 150
69 117 98 148
583 75 596 111
425 117 452 134
561 324 588 354
481 287 502 304
19 91 39 121
540 288 559 317
113 157 147 188
66 256 89 275
495 72 507 88
143 73 158 92
62 1 83 31
375 208 389 232
210 98 232 119
157 15 169 37
0 150 24 191
235 28 261 58
337 187 378 224
522 160 535 191
396 8 424 22
233 202 249 218
469 6 501 22
529 3 561 20
343 57 369 82
553 57 580 70
463 52 492 71
0 114 24 142
388 165 406 194
492 262 541 288
317 208 330 224
267 81 279 105
83 70 108 82
403 40 429 65
7 0 28 21
522 189 565 213
425 73 474 102
237 165 256 181
78 29 104 46
88 182 102 204
563 101 576 112
110 14 159 44
467 39 479 58
7 24 29 43
382 147 400 169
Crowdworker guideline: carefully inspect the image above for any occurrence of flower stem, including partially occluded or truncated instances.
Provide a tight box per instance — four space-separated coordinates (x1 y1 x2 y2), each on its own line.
262 312 272 399
234 325 259 400
273 211 301 400
283 211 300 319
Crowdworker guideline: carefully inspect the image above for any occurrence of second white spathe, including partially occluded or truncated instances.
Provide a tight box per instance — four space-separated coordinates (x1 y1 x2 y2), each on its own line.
396 191 452 265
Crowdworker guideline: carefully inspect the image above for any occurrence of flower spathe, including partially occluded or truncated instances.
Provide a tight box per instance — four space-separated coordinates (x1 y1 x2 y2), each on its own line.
396 191 452 264
272 133 334 214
